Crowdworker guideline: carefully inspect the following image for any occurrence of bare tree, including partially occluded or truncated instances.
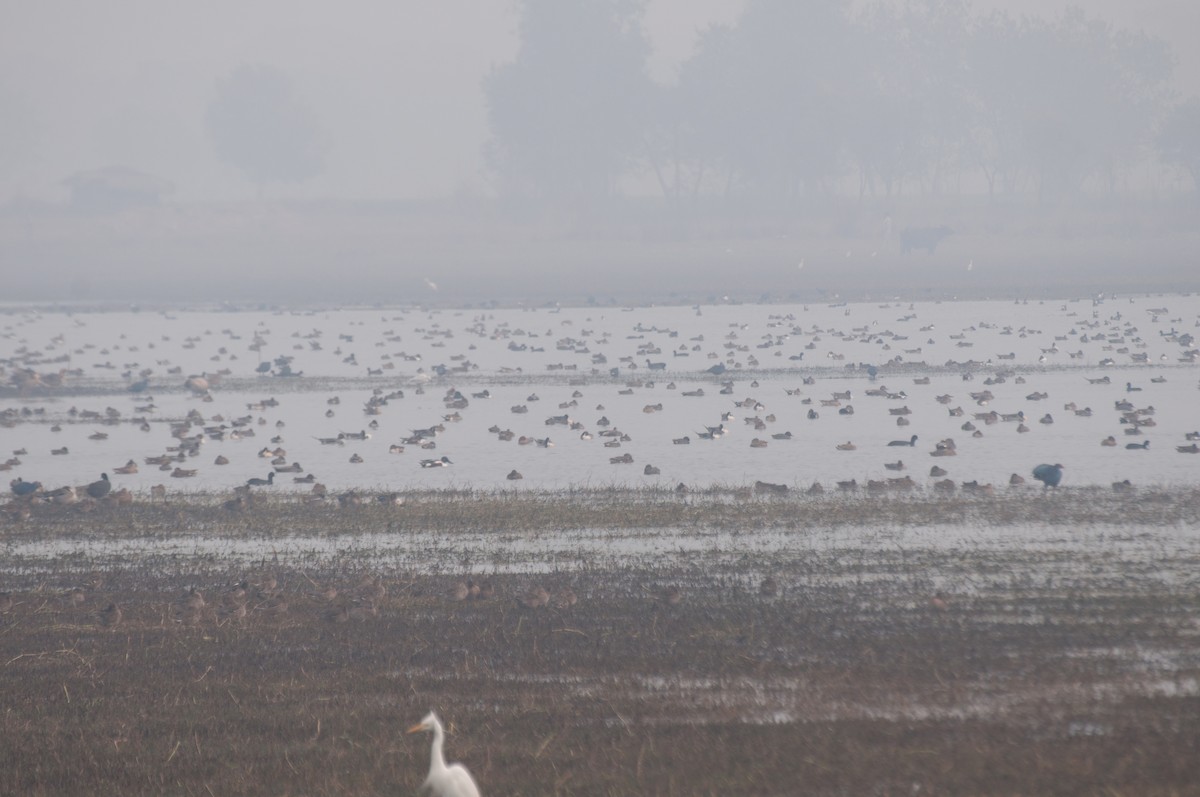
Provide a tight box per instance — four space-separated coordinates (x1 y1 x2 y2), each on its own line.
1158 98 1200 195
484 0 653 203
206 64 327 192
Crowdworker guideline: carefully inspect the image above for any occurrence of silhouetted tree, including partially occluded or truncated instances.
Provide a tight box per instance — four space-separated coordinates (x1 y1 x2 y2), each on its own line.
1158 98 1200 195
702 0 856 201
481 0 1180 209
847 1 975 199
645 24 741 203
206 64 327 190
968 10 1172 201
484 0 653 201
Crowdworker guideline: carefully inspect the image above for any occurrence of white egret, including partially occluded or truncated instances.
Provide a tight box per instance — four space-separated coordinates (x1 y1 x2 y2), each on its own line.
407 711 482 797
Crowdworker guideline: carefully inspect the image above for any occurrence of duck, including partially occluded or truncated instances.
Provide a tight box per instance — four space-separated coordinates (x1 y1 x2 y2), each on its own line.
659 585 683 606
1100 436 1117 446
887 434 918 447
113 460 138 475
98 602 122 627
884 460 904 471
85 473 112 499
835 441 856 451
1125 440 1150 450
246 472 275 486
10 478 41 497
519 586 550 608
1177 443 1200 454
421 456 453 468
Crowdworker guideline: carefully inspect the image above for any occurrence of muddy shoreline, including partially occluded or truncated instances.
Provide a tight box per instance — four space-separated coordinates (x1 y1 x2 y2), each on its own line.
2 491 1199 795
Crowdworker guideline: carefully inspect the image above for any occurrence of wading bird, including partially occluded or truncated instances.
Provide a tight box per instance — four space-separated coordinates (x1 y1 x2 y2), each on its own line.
1032 463 1064 488
407 711 482 797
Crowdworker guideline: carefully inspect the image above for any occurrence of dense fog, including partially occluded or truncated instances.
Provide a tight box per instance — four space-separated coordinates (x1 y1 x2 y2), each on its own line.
2 0 1198 304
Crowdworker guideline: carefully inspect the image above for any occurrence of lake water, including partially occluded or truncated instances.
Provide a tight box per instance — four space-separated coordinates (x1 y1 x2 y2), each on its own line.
3 293 1198 493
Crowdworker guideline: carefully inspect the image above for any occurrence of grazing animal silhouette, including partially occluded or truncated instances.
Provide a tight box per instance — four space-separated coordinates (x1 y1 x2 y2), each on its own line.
900 225 954 254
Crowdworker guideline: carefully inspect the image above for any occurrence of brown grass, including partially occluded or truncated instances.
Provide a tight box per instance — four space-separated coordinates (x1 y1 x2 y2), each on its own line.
1 489 1199 795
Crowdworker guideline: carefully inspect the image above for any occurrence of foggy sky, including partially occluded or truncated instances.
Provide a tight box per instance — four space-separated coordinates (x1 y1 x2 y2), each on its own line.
2 0 1195 204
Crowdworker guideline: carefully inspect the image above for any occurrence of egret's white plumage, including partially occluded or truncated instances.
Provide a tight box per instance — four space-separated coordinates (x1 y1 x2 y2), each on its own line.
407 711 481 797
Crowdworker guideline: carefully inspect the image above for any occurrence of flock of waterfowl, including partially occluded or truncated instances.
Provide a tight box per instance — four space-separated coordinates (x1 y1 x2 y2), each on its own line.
2 293 1198 505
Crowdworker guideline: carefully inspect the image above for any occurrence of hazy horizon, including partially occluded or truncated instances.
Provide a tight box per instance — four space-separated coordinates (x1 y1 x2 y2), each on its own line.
3 0 1198 203
3 0 1199 306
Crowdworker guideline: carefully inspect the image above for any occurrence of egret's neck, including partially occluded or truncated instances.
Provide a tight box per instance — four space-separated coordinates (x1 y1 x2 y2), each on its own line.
429 721 448 775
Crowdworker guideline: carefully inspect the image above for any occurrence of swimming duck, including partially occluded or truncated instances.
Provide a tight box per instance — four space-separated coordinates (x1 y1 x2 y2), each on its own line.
887 434 918 447
247 472 275 486
420 456 452 468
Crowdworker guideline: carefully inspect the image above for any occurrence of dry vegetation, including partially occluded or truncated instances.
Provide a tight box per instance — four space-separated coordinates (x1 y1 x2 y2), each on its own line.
2 488 1200 796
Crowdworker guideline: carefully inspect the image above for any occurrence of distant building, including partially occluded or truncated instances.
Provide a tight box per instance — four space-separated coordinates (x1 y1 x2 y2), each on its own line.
62 166 173 211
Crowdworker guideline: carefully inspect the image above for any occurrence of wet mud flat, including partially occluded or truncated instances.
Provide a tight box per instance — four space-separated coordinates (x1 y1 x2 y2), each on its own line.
2 489 1200 796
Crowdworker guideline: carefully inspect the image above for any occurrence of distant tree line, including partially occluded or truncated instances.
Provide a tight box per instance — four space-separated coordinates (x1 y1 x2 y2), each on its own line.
483 0 1200 204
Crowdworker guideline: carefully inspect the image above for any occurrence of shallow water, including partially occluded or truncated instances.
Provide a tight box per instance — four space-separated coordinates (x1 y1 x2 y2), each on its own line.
3 293 1198 492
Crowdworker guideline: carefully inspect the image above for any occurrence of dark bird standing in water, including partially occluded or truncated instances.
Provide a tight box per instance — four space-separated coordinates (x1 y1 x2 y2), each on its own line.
10 479 41 497
1032 463 1064 488
86 473 111 499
